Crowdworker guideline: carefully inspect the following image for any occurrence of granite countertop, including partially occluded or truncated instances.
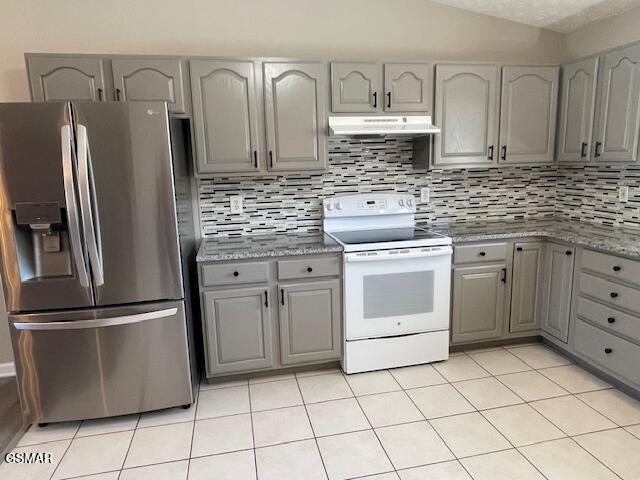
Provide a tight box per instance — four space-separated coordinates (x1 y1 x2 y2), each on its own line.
427 218 640 259
196 232 343 262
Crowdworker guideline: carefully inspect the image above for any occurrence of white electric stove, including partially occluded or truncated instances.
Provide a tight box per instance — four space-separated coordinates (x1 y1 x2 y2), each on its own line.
323 193 452 374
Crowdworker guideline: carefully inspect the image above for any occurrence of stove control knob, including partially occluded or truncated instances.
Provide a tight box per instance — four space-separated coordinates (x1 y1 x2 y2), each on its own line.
398 199 405 206
326 203 333 211
335 202 342 210
407 199 414 206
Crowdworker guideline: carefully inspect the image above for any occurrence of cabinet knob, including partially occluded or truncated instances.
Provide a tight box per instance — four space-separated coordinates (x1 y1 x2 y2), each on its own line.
307 267 313 273
607 317 616 324
613 265 621 272
610 292 618 298
604 347 613 354
233 271 239 277
565 250 573 256
479 251 486 257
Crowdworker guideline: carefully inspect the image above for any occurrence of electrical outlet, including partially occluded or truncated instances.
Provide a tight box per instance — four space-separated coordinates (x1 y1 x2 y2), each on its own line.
230 195 243 214
618 186 629 203
420 187 430 203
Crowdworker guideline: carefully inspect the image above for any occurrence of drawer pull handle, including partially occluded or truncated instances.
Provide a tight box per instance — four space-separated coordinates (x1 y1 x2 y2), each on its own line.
610 292 618 298
613 266 621 272
565 250 572 256
607 317 616 324
264 291 269 308
233 271 239 277
604 348 613 354
307 267 313 273
281 288 285 306
516 247 523 252
372 91 377 108
479 251 486 257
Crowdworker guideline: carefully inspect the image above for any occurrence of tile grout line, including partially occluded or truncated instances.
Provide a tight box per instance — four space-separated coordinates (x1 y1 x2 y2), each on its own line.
185 381 201 480
48 419 82 480
116 413 142 479
247 377 258 480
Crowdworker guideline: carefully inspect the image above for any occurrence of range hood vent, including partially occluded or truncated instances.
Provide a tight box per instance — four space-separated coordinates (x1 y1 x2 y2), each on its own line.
329 115 440 137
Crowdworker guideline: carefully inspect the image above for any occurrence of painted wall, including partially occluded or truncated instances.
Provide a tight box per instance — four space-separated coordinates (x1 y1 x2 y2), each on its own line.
0 279 12 365
565 5 640 60
0 0 567 101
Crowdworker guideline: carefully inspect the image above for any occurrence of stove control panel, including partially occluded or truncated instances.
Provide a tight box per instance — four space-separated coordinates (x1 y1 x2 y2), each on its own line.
323 193 416 217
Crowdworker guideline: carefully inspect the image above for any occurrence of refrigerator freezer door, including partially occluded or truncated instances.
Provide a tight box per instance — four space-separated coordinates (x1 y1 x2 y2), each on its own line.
0 103 94 312
10 300 193 423
72 102 183 306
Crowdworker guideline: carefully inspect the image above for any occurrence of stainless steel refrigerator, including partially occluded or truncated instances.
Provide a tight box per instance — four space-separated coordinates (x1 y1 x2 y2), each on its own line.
0 101 198 424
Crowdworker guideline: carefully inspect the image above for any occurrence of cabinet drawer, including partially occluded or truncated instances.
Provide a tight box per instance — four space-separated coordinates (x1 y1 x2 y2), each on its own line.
580 272 640 315
277 256 340 280
454 243 507 264
581 249 640 286
574 319 640 386
201 261 269 287
577 296 640 344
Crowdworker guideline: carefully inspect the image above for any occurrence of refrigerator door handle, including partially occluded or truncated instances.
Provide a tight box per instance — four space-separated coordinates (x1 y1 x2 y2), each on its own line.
13 307 178 331
77 124 105 286
61 125 90 288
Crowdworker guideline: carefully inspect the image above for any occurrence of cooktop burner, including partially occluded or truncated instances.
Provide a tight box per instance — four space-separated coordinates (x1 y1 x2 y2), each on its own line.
329 226 448 246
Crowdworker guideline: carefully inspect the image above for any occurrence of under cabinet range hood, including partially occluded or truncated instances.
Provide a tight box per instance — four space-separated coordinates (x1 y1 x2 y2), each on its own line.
329 115 440 137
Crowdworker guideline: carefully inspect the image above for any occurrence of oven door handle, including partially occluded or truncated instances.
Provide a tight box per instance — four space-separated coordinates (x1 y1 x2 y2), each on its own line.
345 247 452 263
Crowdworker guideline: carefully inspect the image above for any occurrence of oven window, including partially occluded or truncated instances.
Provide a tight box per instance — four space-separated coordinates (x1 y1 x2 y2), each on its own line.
363 270 434 319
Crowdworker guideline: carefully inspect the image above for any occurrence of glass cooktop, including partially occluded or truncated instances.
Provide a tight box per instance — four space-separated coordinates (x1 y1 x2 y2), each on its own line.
329 227 447 245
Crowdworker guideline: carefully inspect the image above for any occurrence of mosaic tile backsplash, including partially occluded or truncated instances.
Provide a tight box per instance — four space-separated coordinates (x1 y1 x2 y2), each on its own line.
199 137 561 237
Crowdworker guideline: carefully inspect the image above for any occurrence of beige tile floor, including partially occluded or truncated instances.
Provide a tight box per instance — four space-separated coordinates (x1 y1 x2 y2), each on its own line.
2 343 640 480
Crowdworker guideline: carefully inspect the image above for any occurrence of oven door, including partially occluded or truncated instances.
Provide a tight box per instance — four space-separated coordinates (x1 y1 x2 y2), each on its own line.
344 246 452 340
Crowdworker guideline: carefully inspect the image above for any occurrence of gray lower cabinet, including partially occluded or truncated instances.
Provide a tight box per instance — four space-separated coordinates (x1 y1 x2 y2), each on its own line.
383 63 431 113
111 59 189 114
592 44 640 162
540 243 575 342
557 57 598 163
263 62 328 171
452 264 507 343
499 66 559 164
279 279 341 365
433 64 500 167
190 60 262 174
330 62 380 113
510 242 544 333
202 287 273 375
27 56 107 102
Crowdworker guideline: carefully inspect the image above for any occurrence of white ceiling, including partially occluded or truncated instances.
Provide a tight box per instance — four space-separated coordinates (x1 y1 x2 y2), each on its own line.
429 0 640 33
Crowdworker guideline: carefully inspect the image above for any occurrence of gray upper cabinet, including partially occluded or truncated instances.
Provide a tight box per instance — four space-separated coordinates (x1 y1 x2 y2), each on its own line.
279 279 341 365
27 56 107 102
190 60 261 174
383 63 431 113
331 62 380 113
263 62 328 171
541 243 575 342
433 64 500 167
592 44 640 162
557 57 599 163
452 264 506 343
510 242 544 333
111 58 189 114
499 66 559 164
202 287 273 375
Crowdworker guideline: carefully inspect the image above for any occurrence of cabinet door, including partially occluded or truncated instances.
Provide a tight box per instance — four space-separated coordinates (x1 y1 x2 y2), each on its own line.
593 44 640 162
330 62 380 113
557 57 598 163
510 242 544 333
264 62 328 171
111 58 188 114
499 66 559 164
383 63 431 113
27 56 107 102
541 244 575 342
203 287 273 375
190 60 261 174
434 64 500 167
279 279 341 365
452 264 506 343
